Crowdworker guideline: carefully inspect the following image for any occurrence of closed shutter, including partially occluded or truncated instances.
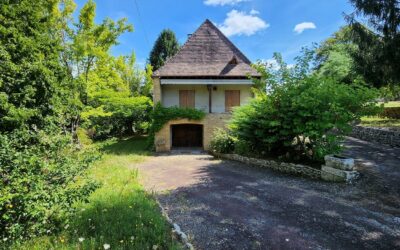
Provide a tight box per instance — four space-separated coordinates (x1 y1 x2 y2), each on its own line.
179 90 195 108
225 90 240 112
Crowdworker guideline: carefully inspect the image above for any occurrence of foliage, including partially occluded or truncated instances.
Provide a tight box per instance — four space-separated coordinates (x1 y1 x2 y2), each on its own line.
210 128 236 154
315 26 360 84
149 29 180 70
346 0 400 88
230 52 380 161
59 0 133 105
13 137 181 250
148 103 206 148
0 0 70 132
82 94 153 139
379 86 400 101
380 107 400 119
0 129 100 244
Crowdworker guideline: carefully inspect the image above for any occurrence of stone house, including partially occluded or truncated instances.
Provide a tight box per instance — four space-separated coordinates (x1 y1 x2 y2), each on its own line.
153 19 260 152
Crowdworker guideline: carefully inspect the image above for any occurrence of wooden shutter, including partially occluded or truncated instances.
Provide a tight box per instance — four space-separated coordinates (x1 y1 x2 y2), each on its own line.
225 90 240 112
179 90 195 108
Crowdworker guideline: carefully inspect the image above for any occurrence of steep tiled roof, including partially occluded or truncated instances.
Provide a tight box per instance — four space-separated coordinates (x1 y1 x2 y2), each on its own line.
153 19 260 78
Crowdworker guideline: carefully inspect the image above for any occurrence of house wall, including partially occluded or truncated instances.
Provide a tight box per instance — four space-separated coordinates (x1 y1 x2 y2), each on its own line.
154 113 231 152
160 84 253 113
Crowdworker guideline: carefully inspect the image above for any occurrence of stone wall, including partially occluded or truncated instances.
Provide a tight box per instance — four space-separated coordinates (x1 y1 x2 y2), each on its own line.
212 152 322 180
155 113 231 152
351 126 400 147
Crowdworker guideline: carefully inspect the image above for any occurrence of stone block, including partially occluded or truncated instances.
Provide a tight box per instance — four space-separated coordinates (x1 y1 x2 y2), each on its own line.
324 155 354 171
321 166 359 183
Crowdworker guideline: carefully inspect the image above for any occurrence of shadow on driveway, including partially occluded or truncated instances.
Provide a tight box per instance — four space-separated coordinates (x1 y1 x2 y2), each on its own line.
136 143 400 250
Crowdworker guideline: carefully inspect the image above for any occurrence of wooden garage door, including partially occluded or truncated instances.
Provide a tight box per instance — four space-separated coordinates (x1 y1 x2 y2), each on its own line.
172 124 203 148
225 90 240 112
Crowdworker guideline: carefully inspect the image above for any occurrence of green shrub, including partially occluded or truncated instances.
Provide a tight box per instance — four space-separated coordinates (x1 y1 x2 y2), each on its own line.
380 107 400 119
231 52 379 162
148 103 206 148
233 140 253 156
210 128 235 154
82 96 153 139
0 129 100 244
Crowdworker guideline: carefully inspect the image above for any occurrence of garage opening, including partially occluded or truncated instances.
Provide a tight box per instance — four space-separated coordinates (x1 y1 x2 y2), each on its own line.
171 124 203 148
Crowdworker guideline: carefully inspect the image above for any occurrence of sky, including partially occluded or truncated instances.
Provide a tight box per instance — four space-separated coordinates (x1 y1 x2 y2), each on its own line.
75 0 355 67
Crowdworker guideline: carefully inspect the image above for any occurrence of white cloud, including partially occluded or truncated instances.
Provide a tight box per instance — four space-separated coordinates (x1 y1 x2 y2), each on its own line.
204 0 248 6
250 9 259 15
217 10 269 37
293 22 316 34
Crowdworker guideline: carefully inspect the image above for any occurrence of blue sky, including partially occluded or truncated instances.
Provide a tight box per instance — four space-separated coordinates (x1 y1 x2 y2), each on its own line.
75 0 355 67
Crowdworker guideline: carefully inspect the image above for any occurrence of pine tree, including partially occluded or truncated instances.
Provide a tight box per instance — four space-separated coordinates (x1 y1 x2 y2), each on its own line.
149 29 180 71
347 0 400 87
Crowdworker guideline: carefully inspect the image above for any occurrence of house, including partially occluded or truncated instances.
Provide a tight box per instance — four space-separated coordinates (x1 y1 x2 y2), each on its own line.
153 19 260 152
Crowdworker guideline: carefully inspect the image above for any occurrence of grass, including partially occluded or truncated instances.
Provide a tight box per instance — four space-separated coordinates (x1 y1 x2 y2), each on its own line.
14 136 180 250
360 116 400 128
380 101 400 108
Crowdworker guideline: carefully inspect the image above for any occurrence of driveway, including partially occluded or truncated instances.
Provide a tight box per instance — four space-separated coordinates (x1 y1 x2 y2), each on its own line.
135 139 400 250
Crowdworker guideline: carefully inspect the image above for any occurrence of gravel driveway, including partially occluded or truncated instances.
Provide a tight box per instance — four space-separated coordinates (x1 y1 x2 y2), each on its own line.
135 139 400 250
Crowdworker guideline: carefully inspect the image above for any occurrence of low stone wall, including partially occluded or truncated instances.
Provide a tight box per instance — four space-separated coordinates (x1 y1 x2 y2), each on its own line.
212 152 321 180
351 126 400 147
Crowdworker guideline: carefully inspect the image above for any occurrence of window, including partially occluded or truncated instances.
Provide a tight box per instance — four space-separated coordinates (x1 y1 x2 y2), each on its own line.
179 90 195 108
225 90 240 112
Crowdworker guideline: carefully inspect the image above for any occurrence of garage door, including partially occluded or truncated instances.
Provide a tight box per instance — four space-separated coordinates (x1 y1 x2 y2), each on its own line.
171 124 203 148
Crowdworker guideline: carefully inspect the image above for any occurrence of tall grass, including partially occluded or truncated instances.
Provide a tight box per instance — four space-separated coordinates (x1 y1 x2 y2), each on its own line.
14 137 180 250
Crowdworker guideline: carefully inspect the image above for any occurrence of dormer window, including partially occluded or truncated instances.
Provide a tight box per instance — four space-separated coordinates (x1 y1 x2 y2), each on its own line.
229 56 238 65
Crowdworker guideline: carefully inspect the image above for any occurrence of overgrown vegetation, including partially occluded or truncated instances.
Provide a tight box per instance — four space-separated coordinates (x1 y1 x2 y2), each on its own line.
0 129 100 243
13 137 180 250
147 103 206 147
0 0 154 247
212 50 379 162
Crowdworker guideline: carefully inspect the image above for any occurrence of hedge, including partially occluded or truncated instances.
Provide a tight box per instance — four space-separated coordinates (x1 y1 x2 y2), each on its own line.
380 107 400 119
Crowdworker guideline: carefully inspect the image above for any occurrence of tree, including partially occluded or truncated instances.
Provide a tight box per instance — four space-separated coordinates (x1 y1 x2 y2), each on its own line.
0 0 68 132
148 29 180 70
315 26 359 84
346 0 400 88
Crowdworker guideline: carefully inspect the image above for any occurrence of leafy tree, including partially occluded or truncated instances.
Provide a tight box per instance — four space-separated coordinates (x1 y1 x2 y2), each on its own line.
149 29 180 70
59 0 133 105
315 26 359 84
346 0 400 87
0 0 69 132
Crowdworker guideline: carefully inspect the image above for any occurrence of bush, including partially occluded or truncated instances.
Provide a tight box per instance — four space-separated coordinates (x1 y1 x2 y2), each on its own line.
380 107 400 119
210 128 235 154
82 95 153 139
0 129 100 244
231 51 379 162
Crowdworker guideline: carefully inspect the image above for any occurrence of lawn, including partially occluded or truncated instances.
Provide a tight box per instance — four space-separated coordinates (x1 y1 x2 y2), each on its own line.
360 116 400 128
380 101 400 107
14 137 180 250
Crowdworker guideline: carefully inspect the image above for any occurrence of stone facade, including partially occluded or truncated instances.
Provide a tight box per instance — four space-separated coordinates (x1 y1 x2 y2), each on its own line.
155 113 231 152
212 152 322 180
351 125 400 148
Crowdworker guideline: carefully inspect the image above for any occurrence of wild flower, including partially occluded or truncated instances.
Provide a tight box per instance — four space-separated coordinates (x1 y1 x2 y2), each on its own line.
79 237 85 242
152 245 158 250
103 243 110 249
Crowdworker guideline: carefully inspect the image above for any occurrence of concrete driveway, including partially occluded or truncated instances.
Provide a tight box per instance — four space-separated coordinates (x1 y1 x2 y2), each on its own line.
135 140 400 250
